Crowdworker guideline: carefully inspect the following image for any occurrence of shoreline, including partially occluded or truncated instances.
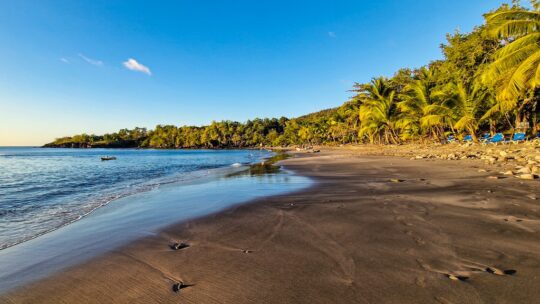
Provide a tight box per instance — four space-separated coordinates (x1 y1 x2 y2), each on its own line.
0 149 280 251
0 157 310 293
0 164 252 251
3 148 540 303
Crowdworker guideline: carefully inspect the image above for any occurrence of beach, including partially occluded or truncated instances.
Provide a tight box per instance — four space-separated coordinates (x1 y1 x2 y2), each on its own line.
3 148 540 303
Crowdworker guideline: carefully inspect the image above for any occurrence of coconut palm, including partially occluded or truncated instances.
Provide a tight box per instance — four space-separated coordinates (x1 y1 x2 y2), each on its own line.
483 2 540 124
435 82 493 141
396 67 449 141
357 77 399 144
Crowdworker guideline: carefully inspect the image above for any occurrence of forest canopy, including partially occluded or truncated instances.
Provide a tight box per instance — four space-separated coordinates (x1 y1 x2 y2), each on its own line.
45 1 540 148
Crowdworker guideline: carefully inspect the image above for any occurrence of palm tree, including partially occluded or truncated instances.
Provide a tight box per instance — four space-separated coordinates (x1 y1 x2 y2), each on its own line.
436 82 493 141
357 77 400 144
396 67 449 141
337 99 361 143
483 2 540 126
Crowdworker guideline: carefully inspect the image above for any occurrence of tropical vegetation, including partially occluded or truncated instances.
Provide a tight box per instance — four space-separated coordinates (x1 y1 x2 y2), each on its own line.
45 1 540 148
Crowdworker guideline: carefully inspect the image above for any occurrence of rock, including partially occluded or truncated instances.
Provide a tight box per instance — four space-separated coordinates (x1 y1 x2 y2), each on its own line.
170 242 190 250
478 169 487 173
486 267 505 276
517 167 532 174
447 274 469 281
500 151 508 157
518 174 536 180
503 170 514 176
488 157 497 164
532 166 540 174
415 155 425 159
487 176 500 180
390 178 404 183
527 194 537 200
172 282 185 293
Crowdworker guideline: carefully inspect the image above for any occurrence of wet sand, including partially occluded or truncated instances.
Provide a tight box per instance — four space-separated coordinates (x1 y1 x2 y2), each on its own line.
3 150 540 303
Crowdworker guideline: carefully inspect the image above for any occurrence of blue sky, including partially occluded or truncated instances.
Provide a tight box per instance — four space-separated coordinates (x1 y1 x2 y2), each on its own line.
0 0 506 146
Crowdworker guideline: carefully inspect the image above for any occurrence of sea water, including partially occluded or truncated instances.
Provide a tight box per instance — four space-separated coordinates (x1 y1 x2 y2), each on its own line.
0 147 311 291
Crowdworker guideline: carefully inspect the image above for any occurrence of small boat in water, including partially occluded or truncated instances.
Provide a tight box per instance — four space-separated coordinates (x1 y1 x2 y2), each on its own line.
101 156 117 161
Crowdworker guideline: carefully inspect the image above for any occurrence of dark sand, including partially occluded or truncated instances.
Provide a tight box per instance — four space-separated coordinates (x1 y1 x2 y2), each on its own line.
3 150 540 303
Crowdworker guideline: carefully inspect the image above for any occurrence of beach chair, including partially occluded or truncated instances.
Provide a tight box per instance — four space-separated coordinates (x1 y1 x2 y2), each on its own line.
463 135 473 142
508 132 526 143
488 133 504 144
447 135 456 143
480 133 490 143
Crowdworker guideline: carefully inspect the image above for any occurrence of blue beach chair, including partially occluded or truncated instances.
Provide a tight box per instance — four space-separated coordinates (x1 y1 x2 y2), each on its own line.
480 133 490 142
508 132 526 143
447 135 456 143
488 133 505 144
463 135 473 142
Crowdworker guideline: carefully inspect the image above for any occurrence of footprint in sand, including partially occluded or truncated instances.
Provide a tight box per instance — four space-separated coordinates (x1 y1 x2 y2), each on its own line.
414 237 426 246
415 276 426 287
503 217 523 222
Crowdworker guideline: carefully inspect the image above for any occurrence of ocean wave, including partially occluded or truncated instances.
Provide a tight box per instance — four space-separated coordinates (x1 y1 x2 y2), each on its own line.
0 163 251 250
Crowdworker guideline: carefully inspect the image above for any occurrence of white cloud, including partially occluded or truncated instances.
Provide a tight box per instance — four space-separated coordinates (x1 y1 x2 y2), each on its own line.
123 58 151 75
78 53 103 66
328 31 336 38
60 57 70 64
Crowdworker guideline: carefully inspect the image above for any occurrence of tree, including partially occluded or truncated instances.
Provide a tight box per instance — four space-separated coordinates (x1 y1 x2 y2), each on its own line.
357 77 400 144
483 2 540 127
396 67 447 141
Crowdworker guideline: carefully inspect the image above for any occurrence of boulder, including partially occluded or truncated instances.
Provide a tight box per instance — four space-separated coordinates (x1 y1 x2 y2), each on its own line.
518 174 536 180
